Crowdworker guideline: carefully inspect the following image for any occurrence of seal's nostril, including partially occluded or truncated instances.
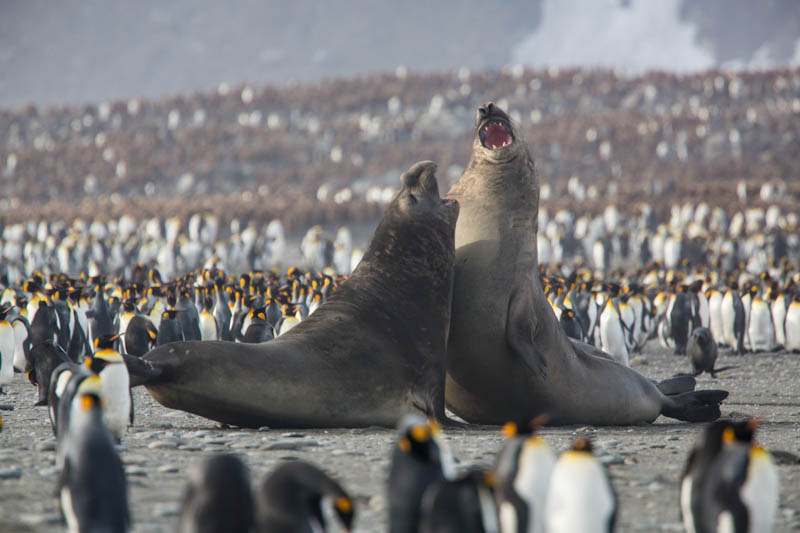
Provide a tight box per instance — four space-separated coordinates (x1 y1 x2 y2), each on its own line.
486 102 495 113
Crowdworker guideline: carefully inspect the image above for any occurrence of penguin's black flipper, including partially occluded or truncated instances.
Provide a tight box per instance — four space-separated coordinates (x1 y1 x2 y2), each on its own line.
656 375 696 395
123 354 165 387
661 390 729 423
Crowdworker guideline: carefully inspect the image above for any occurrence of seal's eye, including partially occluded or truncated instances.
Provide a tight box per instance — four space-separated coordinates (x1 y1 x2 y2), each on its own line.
408 193 418 205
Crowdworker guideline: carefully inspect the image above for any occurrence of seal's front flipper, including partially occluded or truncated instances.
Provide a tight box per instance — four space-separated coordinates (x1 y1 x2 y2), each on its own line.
506 285 547 378
123 354 164 387
661 389 729 422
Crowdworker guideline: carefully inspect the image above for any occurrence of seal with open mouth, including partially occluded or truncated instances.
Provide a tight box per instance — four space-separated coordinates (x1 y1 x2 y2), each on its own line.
445 102 727 425
130 161 459 428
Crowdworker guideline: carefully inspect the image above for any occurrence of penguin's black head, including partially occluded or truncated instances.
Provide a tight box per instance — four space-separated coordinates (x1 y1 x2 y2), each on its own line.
94 333 120 351
395 161 459 224
162 309 179 320
122 299 136 312
501 413 549 438
730 418 759 445
251 306 267 321
395 417 444 466
85 356 111 374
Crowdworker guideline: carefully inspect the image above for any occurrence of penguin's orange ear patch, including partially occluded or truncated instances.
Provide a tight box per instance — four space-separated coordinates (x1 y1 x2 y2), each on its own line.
80 395 97 410
94 337 100 348
411 424 431 443
334 497 353 514
147 329 157 340
398 437 412 452
502 422 517 438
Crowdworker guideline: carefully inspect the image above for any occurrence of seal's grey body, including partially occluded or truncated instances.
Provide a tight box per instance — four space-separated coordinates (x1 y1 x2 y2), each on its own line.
135 161 458 428
445 103 726 425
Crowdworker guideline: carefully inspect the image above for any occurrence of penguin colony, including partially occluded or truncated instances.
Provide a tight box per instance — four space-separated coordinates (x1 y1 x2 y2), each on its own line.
0 258 788 531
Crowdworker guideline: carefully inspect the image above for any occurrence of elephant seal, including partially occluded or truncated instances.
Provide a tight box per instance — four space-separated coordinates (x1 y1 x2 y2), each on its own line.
130 161 458 428
445 102 727 425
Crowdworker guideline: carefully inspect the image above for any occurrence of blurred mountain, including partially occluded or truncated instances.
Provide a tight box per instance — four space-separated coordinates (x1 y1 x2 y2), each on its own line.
2 0 799 109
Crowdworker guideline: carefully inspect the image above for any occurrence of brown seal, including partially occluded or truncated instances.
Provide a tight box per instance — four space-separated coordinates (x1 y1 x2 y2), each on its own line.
445 102 727 425
130 161 459 428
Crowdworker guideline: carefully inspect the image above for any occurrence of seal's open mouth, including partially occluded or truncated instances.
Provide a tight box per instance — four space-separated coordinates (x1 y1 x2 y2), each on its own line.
441 198 457 206
479 121 513 149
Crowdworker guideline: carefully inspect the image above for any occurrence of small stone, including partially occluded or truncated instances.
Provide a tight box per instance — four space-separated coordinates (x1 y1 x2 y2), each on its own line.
148 440 179 450
230 441 260 450
599 455 624 465
369 494 385 510
203 438 231 445
122 454 148 466
264 439 319 451
35 441 56 452
281 432 306 438
152 503 181 518
258 426 271 432
178 444 203 452
631 355 648 365
0 404 14 411
38 466 59 477
157 464 180 474
125 466 147 477
623 456 639 465
649 444 665 449
0 467 23 479
666 435 679 441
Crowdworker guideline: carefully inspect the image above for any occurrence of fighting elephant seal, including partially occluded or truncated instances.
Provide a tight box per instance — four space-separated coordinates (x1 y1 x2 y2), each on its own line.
445 102 727 425
130 161 458 428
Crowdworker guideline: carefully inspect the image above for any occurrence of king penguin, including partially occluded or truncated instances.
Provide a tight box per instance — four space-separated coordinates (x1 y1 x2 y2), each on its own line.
544 438 616 533
598 292 630 367
85 334 132 442
388 414 454 533
255 460 354 533
0 303 15 393
157 309 184 346
11 312 31 373
58 375 130 533
688 419 779 533
419 470 500 533
494 419 555 533
199 295 219 341
680 420 733 533
720 286 746 354
748 294 777 352
178 454 254 533
785 293 800 352
241 306 274 343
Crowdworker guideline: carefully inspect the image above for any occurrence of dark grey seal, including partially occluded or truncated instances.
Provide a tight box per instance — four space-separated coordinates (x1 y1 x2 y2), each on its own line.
445 102 727 425
129 161 458 428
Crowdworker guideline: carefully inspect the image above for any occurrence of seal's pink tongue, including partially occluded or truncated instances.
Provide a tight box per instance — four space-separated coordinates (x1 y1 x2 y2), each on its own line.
484 123 512 149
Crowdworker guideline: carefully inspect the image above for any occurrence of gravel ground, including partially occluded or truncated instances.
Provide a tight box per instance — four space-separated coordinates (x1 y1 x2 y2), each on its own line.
1 341 799 532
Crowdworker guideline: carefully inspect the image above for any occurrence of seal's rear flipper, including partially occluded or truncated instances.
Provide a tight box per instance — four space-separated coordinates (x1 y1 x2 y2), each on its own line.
123 354 164 387
661 389 729 422
656 375 696 395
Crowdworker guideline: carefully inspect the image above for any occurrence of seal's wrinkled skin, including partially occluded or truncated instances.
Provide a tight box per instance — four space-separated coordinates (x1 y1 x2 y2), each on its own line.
134 161 459 428
445 103 727 425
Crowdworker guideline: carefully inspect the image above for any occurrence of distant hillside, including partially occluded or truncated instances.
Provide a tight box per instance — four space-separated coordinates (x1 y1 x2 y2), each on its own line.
2 67 799 231
2 0 799 108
